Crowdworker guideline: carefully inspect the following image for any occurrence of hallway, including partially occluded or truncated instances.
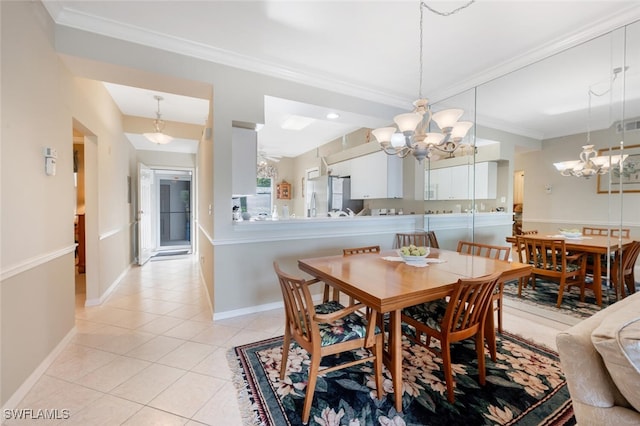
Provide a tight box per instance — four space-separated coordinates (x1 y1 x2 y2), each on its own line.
7 257 283 425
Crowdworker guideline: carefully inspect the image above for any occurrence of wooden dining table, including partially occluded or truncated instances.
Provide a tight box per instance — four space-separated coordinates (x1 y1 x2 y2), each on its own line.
298 248 532 412
507 235 634 306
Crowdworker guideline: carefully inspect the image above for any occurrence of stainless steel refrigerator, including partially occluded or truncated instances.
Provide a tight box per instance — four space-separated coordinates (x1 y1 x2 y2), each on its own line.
305 175 363 217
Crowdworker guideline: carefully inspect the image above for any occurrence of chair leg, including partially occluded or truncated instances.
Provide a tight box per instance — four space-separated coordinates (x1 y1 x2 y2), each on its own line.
496 283 503 333
441 341 455 403
556 278 565 308
476 331 487 386
373 336 383 400
302 355 320 424
280 327 291 380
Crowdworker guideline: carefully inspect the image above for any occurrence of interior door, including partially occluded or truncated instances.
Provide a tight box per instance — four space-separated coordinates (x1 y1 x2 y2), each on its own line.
138 162 154 265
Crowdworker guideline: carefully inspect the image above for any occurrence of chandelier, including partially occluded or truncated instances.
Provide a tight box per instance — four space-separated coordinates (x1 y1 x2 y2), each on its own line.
553 144 626 178
554 76 627 178
257 154 278 179
372 1 475 163
143 95 173 145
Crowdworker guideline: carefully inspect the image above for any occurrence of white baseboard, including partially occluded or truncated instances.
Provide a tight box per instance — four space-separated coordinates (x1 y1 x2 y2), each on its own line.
1 326 76 411
84 264 132 307
212 294 323 321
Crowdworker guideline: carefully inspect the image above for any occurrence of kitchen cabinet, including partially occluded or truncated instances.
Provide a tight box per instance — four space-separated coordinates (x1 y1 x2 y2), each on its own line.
472 161 497 199
350 150 403 199
231 127 257 197
428 164 470 200
426 161 496 200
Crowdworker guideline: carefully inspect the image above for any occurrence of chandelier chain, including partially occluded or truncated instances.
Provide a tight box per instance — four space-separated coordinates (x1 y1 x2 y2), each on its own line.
418 1 475 99
421 0 476 17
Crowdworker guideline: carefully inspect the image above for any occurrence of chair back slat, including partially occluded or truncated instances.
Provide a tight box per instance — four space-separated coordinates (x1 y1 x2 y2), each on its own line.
456 241 511 261
343 245 381 256
583 226 630 238
274 262 316 344
394 231 439 249
443 273 501 335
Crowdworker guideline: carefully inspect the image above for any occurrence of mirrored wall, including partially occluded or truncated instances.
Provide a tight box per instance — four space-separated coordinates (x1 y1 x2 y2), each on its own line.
426 19 640 301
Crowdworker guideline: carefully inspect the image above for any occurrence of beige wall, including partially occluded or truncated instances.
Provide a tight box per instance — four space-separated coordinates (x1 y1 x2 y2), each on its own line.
515 126 640 237
1 2 136 406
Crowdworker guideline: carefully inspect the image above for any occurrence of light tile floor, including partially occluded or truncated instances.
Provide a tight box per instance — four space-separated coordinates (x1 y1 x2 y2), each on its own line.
5 256 576 425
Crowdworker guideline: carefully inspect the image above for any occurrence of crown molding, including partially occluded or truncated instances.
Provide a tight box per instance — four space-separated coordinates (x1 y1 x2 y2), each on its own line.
44 3 640 109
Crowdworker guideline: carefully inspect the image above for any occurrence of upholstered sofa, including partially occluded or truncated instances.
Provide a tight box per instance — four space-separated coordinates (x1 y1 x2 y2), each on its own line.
556 291 640 425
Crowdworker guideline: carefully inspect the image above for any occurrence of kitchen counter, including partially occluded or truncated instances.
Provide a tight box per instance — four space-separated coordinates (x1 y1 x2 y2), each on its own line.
224 212 512 245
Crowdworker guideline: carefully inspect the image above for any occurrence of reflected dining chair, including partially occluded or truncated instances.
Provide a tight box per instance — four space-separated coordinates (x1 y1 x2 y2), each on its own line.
514 230 538 288
582 227 630 277
582 226 609 237
456 241 511 334
323 245 381 305
394 231 439 249
611 240 640 299
401 272 502 403
274 262 383 424
518 236 587 308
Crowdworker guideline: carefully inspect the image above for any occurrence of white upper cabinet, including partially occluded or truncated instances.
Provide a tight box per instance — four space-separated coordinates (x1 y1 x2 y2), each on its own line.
231 127 257 197
350 150 403 199
472 161 497 199
426 161 496 200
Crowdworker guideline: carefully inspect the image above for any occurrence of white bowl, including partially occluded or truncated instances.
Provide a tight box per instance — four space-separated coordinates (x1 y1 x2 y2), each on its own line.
560 231 582 239
397 248 430 262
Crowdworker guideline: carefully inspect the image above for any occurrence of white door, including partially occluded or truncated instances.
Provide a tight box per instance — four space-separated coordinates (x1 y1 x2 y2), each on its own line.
138 163 154 265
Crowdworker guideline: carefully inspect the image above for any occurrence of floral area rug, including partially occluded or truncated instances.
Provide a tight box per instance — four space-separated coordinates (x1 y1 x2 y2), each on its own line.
501 278 618 319
228 332 575 426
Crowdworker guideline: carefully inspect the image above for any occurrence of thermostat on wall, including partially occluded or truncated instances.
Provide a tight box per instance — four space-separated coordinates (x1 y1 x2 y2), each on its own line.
43 147 57 176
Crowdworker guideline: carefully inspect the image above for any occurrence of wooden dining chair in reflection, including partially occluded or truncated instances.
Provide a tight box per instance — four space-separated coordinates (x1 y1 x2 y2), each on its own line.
273 262 383 424
401 272 502 403
610 228 631 238
583 226 609 236
456 241 511 333
518 236 587 308
611 240 640 299
581 227 630 277
514 230 538 292
323 245 381 305
394 231 439 249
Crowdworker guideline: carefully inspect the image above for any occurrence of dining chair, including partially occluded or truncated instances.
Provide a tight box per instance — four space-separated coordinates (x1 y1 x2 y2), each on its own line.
401 272 502 403
394 231 439 249
582 227 630 277
610 240 640 299
583 226 609 236
323 245 382 305
456 241 511 334
518 236 587 308
513 230 538 291
610 228 631 238
273 262 383 424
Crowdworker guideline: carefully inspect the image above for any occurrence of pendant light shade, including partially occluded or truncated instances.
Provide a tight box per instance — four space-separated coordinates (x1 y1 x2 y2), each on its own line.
143 95 173 145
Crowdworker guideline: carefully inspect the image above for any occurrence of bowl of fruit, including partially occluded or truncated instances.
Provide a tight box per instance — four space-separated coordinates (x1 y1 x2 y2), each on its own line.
398 245 430 263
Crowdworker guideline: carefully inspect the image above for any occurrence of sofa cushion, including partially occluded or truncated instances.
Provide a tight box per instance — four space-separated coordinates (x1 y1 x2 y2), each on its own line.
591 306 640 412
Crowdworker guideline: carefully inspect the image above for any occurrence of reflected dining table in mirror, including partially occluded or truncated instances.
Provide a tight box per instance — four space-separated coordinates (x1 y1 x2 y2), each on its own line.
298 248 532 412
507 234 634 306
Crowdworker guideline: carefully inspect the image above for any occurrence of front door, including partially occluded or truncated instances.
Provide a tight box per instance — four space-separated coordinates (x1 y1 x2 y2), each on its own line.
138 162 154 265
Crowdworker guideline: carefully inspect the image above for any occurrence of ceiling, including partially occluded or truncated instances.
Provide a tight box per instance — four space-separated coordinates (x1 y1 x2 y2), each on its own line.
44 1 640 157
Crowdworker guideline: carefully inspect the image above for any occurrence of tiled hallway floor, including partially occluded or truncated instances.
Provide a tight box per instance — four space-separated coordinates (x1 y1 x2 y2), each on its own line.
5 256 573 425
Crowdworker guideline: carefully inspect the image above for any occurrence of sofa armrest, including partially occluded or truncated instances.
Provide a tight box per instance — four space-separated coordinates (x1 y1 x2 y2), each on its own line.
556 317 624 408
